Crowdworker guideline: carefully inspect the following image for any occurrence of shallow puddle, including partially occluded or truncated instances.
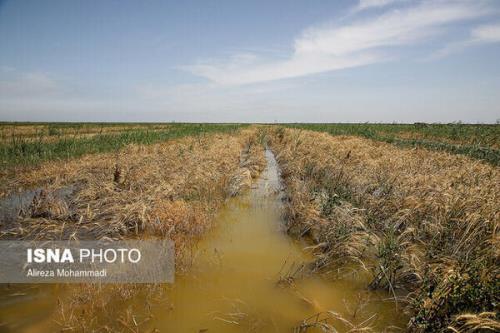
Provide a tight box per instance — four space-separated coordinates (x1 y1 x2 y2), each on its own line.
0 150 408 332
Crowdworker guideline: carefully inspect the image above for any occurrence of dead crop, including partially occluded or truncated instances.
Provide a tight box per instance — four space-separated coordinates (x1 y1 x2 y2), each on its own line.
293 310 378 333
0 123 245 169
211 298 271 332
285 123 500 165
269 127 499 332
0 127 265 331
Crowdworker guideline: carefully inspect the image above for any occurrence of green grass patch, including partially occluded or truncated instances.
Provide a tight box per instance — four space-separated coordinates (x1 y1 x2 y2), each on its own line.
0 123 245 168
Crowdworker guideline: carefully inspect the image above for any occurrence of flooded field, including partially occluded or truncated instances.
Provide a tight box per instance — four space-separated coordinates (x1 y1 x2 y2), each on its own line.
0 149 407 332
151 149 406 332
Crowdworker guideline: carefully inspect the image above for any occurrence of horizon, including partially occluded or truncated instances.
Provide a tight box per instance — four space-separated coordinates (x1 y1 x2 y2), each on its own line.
1 120 498 125
1 0 500 123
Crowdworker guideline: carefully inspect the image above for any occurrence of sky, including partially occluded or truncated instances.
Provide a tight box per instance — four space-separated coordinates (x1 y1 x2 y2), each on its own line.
0 0 499 123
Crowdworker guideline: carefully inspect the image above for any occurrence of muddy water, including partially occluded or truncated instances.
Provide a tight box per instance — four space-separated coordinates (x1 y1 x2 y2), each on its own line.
0 150 408 332
150 149 407 332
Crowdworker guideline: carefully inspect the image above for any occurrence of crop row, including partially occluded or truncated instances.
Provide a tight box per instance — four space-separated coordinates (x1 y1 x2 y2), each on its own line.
286 123 500 165
0 123 245 168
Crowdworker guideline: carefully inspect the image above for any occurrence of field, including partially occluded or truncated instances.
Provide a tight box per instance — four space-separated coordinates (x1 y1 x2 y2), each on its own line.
0 122 498 332
0 123 245 169
286 123 500 165
269 126 499 332
0 124 266 331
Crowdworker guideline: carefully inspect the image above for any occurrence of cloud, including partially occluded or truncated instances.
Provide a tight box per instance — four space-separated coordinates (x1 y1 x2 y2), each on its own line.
355 0 405 12
0 71 59 97
428 22 500 59
471 22 500 42
184 0 492 85
185 52 382 85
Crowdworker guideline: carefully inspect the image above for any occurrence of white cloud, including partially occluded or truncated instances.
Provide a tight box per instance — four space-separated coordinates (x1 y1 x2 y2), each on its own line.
471 22 500 42
428 22 500 59
295 1 488 55
185 52 382 85
184 0 491 85
356 0 404 12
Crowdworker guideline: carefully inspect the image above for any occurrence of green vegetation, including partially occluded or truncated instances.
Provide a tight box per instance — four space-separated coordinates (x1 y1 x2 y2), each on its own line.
285 123 500 165
0 123 244 167
3 122 499 167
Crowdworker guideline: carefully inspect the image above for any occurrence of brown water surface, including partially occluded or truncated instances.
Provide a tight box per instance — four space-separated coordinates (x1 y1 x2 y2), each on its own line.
0 149 408 332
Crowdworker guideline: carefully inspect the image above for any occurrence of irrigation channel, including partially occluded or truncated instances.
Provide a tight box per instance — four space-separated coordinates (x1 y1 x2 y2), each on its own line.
151 149 407 332
0 149 408 332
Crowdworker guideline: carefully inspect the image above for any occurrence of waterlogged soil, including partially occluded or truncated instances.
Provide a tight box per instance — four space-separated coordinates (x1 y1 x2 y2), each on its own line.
0 185 76 224
0 150 408 332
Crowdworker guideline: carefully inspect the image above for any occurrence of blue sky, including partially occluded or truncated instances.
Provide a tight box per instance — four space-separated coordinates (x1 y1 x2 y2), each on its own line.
0 0 499 123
